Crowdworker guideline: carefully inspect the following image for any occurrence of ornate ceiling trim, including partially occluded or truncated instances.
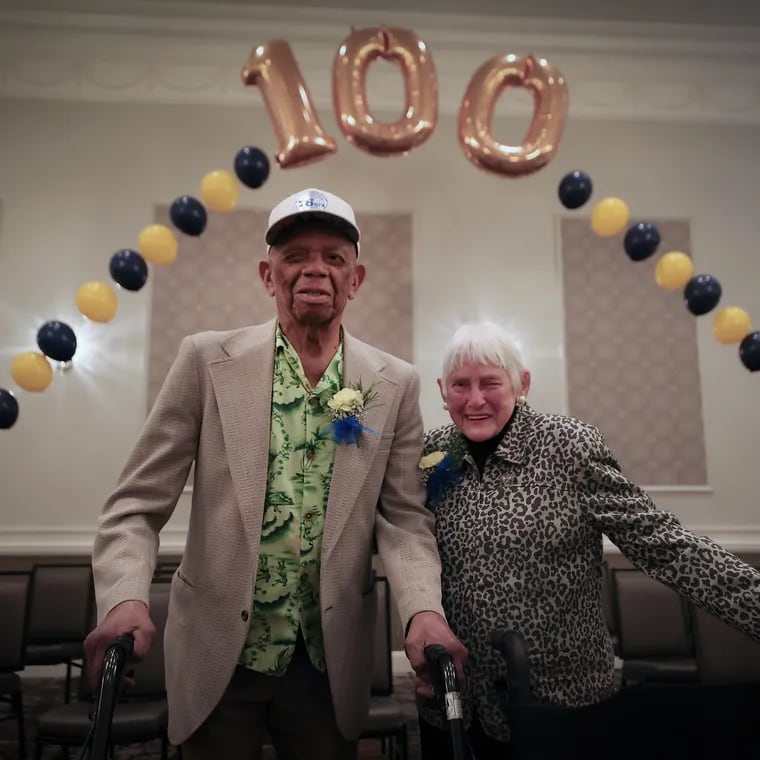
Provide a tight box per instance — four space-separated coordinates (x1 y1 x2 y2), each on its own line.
1 3 759 123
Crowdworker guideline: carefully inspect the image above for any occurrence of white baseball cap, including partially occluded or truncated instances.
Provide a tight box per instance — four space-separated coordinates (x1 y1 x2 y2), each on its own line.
266 188 361 253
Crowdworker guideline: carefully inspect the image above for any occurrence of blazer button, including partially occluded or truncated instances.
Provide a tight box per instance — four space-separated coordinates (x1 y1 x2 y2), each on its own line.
241 610 249 622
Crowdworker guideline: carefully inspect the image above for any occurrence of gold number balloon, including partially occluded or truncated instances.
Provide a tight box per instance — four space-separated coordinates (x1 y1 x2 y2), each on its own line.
242 41 337 169
458 53 568 177
332 26 438 156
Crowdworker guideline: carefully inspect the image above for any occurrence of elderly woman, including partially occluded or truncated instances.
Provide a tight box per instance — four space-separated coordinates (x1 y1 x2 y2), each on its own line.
417 320 760 760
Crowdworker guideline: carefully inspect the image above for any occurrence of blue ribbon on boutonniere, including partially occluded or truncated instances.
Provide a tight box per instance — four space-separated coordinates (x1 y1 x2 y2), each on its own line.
324 382 379 446
326 414 379 446
419 448 463 508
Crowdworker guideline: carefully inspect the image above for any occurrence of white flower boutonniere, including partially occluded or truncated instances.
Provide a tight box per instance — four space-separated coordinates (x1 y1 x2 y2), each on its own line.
327 387 366 418
325 381 379 445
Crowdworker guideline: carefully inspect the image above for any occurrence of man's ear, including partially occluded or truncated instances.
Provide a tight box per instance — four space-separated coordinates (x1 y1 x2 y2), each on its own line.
259 260 275 296
348 263 366 300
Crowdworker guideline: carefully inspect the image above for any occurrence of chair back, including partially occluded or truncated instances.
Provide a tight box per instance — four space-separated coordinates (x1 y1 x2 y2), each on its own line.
153 560 180 580
370 576 393 696
28 563 94 644
691 603 760 684
0 571 32 671
612 568 693 657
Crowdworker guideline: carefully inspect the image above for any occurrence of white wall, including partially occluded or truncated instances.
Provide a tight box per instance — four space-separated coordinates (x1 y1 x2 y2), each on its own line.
1 4 759 553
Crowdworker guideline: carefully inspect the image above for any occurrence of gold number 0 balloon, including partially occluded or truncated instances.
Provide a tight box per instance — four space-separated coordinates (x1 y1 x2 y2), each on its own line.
332 27 438 156
458 54 568 177
242 41 337 169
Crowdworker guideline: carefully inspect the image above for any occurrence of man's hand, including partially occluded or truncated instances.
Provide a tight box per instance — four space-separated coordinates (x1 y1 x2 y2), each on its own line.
404 610 467 698
83 600 156 689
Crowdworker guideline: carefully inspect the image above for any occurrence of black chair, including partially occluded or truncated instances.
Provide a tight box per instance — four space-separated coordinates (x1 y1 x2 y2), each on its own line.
360 576 408 759
152 561 180 581
34 580 171 760
611 567 698 684
688 603 760 756
489 629 703 760
691 602 760 684
0 571 33 760
24 564 94 703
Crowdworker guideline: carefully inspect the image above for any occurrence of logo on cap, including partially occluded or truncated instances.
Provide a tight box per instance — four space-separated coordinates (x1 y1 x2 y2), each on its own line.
295 190 328 212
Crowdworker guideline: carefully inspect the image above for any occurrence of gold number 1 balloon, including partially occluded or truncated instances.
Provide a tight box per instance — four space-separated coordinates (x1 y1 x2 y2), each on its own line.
458 53 568 177
332 26 438 156
242 41 337 169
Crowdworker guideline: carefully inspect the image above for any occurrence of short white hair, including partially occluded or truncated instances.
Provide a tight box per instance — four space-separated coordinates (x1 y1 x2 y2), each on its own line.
441 321 528 394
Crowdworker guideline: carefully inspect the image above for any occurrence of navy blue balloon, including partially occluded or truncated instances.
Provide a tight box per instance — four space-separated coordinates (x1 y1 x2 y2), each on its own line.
0 388 19 429
558 170 593 210
739 331 760 372
109 248 148 291
623 222 661 262
684 274 722 316
37 320 77 362
234 146 270 189
170 195 207 236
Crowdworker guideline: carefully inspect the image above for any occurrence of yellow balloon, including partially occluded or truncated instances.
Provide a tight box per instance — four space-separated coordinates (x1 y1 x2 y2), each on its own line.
713 306 752 345
590 197 630 237
76 281 118 323
11 351 53 392
138 224 178 265
654 251 694 291
201 170 239 212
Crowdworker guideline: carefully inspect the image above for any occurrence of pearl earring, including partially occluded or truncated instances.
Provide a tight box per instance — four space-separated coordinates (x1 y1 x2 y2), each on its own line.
442 401 449 411
517 395 527 406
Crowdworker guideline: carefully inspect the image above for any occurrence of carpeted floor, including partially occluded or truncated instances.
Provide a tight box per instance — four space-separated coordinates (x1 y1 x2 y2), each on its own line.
0 672 421 760
8 671 760 759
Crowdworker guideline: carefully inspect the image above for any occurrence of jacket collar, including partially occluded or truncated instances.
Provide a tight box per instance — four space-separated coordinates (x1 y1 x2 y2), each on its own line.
493 403 533 466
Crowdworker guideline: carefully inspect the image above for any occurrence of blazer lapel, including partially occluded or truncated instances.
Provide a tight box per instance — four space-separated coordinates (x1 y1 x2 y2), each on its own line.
323 333 390 561
208 323 276 551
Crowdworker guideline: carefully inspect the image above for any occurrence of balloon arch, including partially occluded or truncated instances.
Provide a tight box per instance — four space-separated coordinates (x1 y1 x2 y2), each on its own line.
1 25 757 430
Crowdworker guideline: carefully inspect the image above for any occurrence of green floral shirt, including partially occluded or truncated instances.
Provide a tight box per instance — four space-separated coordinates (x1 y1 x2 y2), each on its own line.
239 326 342 675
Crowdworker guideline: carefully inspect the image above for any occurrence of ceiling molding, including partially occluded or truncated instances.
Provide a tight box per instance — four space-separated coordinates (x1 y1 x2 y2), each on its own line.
1 3 760 124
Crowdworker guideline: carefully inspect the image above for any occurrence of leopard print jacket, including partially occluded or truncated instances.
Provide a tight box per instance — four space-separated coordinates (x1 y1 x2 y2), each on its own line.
418 404 760 741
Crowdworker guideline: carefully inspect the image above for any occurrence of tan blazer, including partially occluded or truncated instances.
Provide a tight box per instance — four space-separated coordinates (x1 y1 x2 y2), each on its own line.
92 320 445 744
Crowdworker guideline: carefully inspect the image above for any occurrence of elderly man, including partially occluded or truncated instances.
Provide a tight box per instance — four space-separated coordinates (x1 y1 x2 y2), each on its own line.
85 188 466 759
